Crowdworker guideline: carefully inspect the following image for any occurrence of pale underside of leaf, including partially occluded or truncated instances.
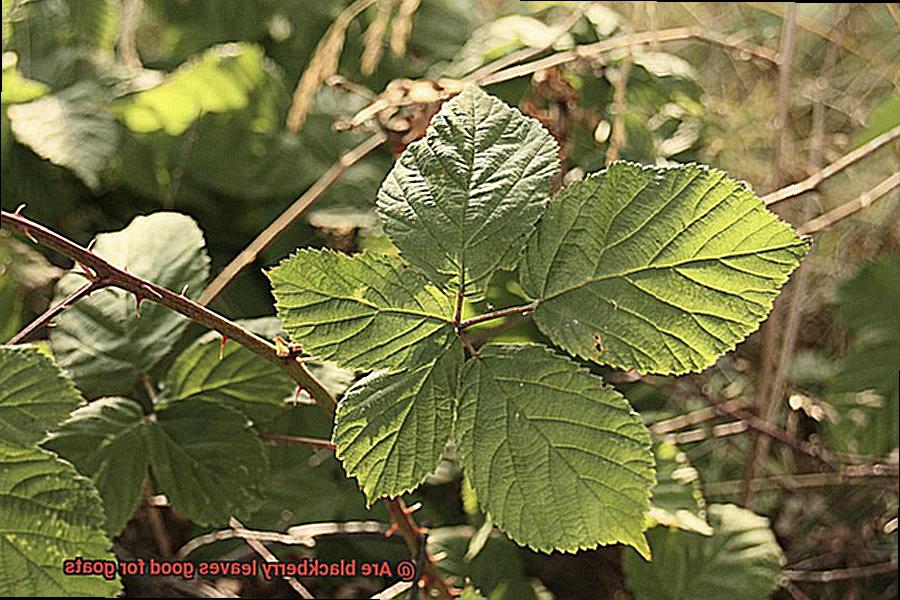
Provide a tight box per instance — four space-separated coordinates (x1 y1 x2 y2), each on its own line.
521 161 810 375
376 84 559 294
334 336 463 501
269 249 455 372
50 212 210 396
0 446 121 597
454 344 655 556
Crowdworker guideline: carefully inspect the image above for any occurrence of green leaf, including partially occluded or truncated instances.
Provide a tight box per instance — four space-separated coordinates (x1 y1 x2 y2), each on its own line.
454 344 655 556
268 249 455 372
334 337 463 501
0 446 121 597
143 401 267 526
376 85 559 293
521 162 809 375
623 504 785 600
7 83 118 189
43 397 148 536
0 346 82 451
163 330 295 422
46 399 268 530
50 212 210 396
115 43 283 136
826 254 900 455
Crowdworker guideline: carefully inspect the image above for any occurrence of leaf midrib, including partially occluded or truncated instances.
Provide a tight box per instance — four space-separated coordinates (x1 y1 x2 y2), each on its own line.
536 240 806 304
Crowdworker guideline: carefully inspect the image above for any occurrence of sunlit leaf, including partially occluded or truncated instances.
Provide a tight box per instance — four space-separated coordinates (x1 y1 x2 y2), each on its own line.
521 162 809 374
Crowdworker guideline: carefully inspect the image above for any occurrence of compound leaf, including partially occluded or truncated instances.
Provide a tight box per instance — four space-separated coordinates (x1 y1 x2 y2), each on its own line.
269 249 454 372
623 504 785 600
454 344 654 556
50 212 210 396
163 330 295 422
376 85 559 293
521 162 810 375
46 399 268 531
334 336 463 501
144 401 267 526
0 446 121 597
0 346 82 452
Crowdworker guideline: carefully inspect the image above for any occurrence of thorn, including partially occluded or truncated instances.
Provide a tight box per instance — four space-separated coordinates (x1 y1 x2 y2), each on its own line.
219 335 228 360
75 261 96 280
384 522 399 538
412 524 430 536
180 284 190 297
46 321 57 328
293 386 305 403
23 229 38 244
403 502 422 515
275 336 291 358
141 284 164 300
86 238 96 251
134 294 144 318
14 204 26 215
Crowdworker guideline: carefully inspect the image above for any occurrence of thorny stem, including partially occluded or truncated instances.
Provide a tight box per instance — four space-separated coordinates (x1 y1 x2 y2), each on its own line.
1 208 455 600
5 278 105 345
1 209 337 414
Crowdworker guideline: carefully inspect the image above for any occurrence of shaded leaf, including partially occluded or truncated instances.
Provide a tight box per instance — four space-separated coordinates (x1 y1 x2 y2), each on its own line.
454 344 654 556
521 162 809 374
43 397 147 536
163 330 295 422
623 504 785 600
7 83 117 189
827 254 900 455
50 212 210 396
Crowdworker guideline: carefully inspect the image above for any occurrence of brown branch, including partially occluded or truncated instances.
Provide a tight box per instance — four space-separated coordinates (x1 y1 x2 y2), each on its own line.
458 301 538 330
464 4 588 84
5 278 104 345
762 124 900 206
606 52 632 165
783 559 899 583
198 131 387 306
229 517 315 599
745 5 798 507
259 433 336 452
0 209 338 415
797 171 900 235
705 467 898 496
476 26 779 88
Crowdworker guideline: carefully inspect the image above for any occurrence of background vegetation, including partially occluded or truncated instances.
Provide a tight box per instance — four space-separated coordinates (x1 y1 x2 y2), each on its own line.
1 1 897 598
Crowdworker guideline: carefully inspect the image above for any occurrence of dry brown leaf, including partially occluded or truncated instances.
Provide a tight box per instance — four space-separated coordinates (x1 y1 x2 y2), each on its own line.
286 0 377 132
